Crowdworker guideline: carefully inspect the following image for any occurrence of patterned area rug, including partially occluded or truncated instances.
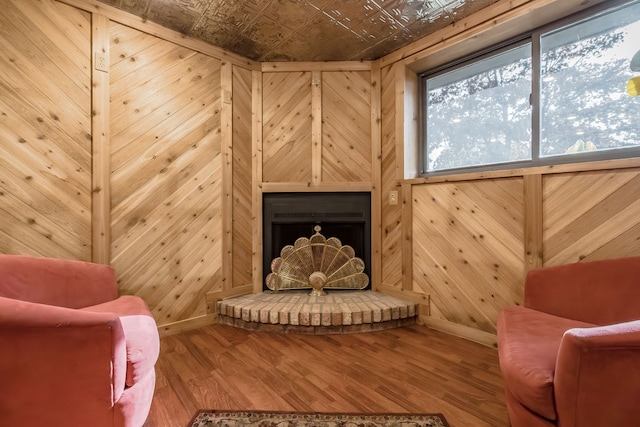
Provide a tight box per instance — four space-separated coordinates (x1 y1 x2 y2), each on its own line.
188 410 450 427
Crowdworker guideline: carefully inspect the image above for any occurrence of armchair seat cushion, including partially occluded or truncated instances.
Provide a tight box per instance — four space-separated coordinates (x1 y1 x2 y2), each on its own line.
498 306 595 420
82 296 160 387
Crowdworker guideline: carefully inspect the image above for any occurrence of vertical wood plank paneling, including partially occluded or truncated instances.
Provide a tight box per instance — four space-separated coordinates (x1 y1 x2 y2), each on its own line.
92 13 111 264
0 0 91 260
252 70 264 292
411 179 525 334
380 65 403 287
108 22 223 327
401 181 413 292
232 65 253 288
262 71 312 183
543 169 640 266
221 61 233 291
322 71 372 183
523 174 543 272
370 63 382 290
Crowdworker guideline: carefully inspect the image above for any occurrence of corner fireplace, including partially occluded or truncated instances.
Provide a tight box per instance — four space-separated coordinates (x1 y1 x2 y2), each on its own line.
262 192 371 291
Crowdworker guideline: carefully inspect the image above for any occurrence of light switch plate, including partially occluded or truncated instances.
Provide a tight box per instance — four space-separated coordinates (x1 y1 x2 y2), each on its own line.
389 190 398 205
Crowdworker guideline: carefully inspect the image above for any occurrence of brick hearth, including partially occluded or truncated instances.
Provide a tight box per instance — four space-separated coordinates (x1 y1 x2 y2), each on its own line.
217 291 417 334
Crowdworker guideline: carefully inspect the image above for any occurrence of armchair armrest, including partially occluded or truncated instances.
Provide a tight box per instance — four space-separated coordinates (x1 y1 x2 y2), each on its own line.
0 254 117 308
0 296 127 426
524 257 640 324
554 320 640 426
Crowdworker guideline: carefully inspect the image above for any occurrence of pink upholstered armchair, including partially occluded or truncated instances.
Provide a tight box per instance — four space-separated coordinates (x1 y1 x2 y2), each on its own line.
0 254 160 427
498 257 640 427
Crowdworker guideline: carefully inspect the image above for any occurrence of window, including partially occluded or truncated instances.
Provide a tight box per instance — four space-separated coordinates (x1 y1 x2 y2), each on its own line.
425 43 532 171
539 4 640 157
420 0 640 174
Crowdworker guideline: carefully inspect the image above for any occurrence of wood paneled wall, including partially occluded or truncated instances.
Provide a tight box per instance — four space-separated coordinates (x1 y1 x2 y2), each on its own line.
0 0 383 334
0 0 92 260
376 0 640 347
379 166 640 347
262 71 313 183
255 63 381 292
380 66 402 288
231 67 254 290
411 179 525 337
321 71 372 183
260 67 375 187
0 0 257 334
543 169 640 265
108 22 224 328
0 0 381 334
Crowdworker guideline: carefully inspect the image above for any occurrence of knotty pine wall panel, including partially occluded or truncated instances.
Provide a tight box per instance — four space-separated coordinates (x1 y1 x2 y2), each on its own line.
108 23 223 327
411 179 525 334
262 71 312 183
543 169 640 266
322 71 372 183
232 65 253 287
380 65 402 287
0 0 92 260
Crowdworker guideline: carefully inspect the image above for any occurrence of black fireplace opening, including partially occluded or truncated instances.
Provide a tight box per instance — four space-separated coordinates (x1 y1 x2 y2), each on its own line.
263 192 371 291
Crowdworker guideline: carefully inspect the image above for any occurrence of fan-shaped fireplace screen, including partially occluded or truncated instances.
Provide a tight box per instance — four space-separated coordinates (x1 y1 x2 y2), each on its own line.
262 192 371 292
266 225 369 296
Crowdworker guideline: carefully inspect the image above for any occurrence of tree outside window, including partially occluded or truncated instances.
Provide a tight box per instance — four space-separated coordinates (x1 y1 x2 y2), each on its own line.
421 0 640 174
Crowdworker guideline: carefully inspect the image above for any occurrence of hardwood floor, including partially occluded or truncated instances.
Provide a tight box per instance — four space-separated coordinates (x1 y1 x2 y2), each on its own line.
144 324 509 427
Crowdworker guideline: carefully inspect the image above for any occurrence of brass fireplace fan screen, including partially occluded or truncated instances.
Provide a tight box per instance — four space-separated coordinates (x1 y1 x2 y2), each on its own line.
266 226 369 296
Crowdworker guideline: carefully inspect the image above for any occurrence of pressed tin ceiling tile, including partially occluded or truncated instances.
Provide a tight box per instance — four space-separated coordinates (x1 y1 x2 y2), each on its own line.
97 0 501 61
275 13 372 61
207 2 258 33
146 0 205 33
260 1 323 31
241 13 288 47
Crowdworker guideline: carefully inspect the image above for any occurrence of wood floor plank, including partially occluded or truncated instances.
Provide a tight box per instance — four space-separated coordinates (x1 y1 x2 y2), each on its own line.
144 324 509 427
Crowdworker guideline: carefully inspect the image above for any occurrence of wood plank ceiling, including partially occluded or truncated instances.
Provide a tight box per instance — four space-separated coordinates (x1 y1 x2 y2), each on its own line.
97 0 500 61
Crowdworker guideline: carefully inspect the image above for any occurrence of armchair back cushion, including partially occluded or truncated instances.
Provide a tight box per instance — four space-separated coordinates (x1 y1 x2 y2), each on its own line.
524 256 640 325
0 255 117 308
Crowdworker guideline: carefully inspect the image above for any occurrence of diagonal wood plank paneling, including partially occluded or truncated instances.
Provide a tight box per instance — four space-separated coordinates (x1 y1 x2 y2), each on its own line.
322 71 372 183
543 169 640 266
262 71 312 183
232 65 253 287
412 179 525 333
109 23 223 327
0 0 91 260
380 65 402 287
